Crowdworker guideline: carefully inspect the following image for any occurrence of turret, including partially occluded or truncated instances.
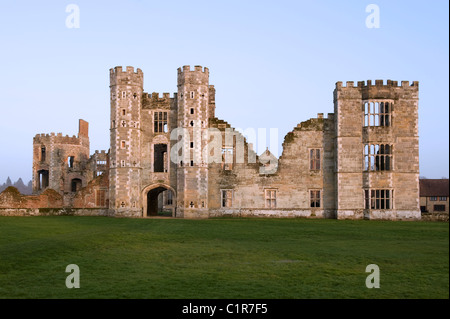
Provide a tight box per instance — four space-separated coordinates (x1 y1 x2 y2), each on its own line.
109 66 143 217
176 65 211 218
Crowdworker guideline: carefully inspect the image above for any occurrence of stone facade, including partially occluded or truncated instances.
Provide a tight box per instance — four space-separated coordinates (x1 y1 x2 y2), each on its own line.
1 66 422 220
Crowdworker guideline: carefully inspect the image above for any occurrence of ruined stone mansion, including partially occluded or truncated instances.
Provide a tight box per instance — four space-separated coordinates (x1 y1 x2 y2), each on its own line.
11 65 420 220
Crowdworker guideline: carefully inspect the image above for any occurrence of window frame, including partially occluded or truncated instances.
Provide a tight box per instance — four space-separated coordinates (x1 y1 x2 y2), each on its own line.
265 189 277 208
222 147 234 171
154 111 168 133
364 144 393 171
363 100 391 127
309 148 321 170
310 189 321 208
364 189 393 210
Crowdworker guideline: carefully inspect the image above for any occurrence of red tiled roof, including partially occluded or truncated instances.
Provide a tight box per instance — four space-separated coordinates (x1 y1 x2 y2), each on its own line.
419 179 449 197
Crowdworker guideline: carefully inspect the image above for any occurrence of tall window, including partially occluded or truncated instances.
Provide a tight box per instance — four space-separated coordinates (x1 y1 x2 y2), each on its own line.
71 178 82 192
154 144 168 172
310 149 320 170
310 190 321 208
68 156 75 168
154 111 168 133
265 189 277 208
364 101 391 127
167 190 173 205
96 189 106 207
221 190 233 208
222 147 233 170
364 144 392 171
40 147 46 162
364 189 393 209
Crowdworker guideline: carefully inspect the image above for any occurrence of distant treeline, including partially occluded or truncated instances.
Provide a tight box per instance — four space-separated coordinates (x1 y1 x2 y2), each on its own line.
0 177 32 195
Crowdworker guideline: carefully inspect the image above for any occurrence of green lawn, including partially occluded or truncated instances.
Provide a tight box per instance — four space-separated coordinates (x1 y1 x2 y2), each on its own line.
0 216 448 299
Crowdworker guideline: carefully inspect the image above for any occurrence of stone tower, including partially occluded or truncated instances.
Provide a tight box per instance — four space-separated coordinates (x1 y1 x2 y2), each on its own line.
109 66 143 217
176 66 211 218
334 80 420 219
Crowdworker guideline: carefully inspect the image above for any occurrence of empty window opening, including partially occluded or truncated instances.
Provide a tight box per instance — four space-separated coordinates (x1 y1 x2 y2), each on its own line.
364 101 390 127
154 111 168 133
190 142 194 148
190 121 194 127
68 156 75 168
365 189 393 209
40 147 46 162
190 160 194 167
190 108 194 114
37 170 49 190
310 190 321 208
166 190 173 205
221 190 233 208
154 144 168 172
71 178 82 192
190 91 195 99
265 189 277 208
222 147 233 170
310 149 321 170
364 144 392 171
122 109 126 116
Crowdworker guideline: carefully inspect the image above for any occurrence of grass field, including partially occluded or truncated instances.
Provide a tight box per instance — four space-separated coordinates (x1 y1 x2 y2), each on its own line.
0 216 448 299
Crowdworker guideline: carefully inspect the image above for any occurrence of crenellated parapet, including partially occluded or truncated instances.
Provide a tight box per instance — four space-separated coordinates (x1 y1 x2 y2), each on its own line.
142 92 177 109
334 79 419 101
177 65 209 86
33 133 83 146
109 66 143 87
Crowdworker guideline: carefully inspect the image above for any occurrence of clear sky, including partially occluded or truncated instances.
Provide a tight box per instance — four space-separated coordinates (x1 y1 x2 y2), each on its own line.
0 0 448 184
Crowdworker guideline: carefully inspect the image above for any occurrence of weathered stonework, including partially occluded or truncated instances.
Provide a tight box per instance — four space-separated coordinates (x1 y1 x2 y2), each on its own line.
0 66 421 220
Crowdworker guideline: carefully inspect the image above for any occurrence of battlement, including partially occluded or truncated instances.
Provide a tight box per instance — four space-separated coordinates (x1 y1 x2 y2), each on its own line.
177 65 209 86
336 80 419 90
177 65 209 75
110 66 143 87
33 133 83 145
142 92 176 100
110 66 143 76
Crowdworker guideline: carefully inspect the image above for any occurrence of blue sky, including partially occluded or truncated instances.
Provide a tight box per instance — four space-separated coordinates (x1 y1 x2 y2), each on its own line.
0 0 448 183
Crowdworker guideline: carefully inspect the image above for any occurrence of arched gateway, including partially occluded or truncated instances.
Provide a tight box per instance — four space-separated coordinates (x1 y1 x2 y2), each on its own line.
142 184 176 217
